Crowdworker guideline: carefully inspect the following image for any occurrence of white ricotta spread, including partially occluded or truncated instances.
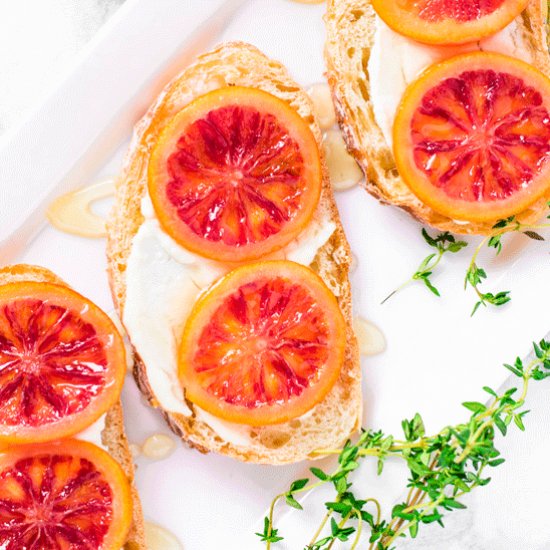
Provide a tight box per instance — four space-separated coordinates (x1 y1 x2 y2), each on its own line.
77 414 107 450
123 195 337 444
368 16 533 146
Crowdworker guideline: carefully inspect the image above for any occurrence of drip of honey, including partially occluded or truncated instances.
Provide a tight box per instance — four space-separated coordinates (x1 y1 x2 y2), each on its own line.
353 317 386 356
141 434 176 460
307 82 337 130
46 179 115 238
323 130 364 192
144 522 184 550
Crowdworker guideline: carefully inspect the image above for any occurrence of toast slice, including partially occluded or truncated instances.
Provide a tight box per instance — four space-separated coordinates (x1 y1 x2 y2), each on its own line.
325 0 550 235
106 42 362 464
0 263 145 550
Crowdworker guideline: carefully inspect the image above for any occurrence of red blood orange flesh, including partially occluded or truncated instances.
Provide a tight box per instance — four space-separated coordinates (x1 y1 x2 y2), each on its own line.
148 86 322 263
372 0 528 45
178 261 346 425
0 282 126 444
416 0 505 21
393 52 550 222
0 440 133 550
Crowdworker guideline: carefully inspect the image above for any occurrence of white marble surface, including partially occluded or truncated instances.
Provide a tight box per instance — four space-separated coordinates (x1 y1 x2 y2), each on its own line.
0 0 125 134
2 2 550 550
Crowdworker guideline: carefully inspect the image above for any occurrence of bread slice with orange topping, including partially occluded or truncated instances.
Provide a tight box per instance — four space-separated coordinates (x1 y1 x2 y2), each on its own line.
325 0 550 234
106 42 362 465
0 263 145 550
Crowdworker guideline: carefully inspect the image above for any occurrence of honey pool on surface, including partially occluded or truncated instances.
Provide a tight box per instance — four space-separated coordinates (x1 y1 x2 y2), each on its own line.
141 433 176 460
144 522 184 550
306 82 364 192
46 179 115 238
307 82 337 130
354 317 386 357
323 129 364 192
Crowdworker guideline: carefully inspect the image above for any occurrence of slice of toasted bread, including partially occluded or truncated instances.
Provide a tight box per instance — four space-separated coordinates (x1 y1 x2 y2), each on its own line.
106 42 362 465
0 263 145 550
325 0 550 235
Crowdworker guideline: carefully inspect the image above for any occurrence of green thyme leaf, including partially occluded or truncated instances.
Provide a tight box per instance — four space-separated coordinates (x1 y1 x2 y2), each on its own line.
462 401 487 413
256 517 284 543
289 479 309 492
382 229 467 304
310 467 329 481
285 494 303 510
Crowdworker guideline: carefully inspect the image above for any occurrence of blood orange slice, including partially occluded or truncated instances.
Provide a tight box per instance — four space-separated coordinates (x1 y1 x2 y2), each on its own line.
393 52 550 222
178 261 346 425
0 440 132 550
148 86 322 263
372 0 528 45
0 282 126 444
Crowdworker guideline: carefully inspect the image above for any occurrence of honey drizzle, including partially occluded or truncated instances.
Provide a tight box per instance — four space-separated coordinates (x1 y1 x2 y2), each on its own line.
323 129 364 192
306 82 363 192
307 82 337 130
46 179 115 238
144 522 184 550
353 317 386 357
141 434 176 460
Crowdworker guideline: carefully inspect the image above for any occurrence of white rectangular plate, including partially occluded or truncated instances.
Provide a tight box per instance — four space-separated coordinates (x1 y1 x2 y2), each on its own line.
3 0 550 548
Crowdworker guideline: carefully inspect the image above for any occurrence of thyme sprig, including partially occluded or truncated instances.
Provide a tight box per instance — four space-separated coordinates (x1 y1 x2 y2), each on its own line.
383 205 550 314
381 229 467 304
465 213 550 315
258 340 550 549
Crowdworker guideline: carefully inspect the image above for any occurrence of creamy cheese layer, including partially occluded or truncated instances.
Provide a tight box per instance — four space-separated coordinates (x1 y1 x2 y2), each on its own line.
368 16 533 146
123 195 337 444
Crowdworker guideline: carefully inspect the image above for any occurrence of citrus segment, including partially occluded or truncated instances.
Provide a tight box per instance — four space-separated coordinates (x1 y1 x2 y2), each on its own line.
0 282 126 443
0 440 132 550
148 86 322 263
393 52 550 222
178 261 346 425
416 0 505 21
372 0 528 45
